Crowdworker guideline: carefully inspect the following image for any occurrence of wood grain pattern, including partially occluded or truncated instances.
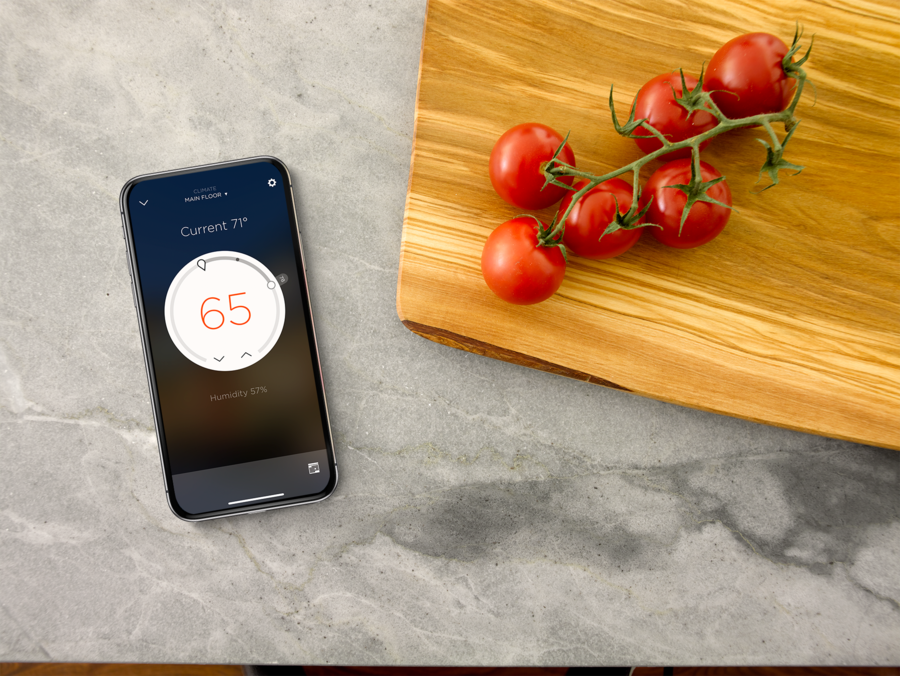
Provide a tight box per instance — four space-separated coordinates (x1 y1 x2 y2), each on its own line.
397 0 900 450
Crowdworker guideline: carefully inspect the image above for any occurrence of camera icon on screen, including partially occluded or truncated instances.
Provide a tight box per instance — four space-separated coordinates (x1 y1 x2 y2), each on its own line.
308 462 320 474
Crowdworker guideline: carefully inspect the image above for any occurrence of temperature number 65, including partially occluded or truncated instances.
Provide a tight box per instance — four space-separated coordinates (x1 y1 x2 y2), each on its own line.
201 293 251 330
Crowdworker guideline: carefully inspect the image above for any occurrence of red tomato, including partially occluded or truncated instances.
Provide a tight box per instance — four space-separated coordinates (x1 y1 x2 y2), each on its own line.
704 33 796 119
632 73 718 159
489 123 576 210
640 159 732 249
560 178 642 259
481 217 566 305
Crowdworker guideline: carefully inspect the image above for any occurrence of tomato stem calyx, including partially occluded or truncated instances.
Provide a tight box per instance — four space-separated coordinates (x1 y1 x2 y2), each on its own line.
521 213 568 260
754 122 804 192
664 152 735 235
670 67 709 119
784 24 814 81
540 131 578 194
603 195 659 238
609 85 650 139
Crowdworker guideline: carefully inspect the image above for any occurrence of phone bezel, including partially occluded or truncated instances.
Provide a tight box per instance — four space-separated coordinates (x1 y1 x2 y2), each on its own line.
120 156 338 521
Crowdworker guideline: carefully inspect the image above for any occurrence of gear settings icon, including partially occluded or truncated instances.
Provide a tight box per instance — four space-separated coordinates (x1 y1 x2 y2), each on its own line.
267 178 277 187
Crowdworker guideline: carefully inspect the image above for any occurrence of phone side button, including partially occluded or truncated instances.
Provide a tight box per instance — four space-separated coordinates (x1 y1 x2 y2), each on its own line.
131 281 137 307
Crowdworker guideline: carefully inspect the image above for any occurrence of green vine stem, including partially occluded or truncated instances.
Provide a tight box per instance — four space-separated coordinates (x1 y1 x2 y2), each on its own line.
537 26 814 246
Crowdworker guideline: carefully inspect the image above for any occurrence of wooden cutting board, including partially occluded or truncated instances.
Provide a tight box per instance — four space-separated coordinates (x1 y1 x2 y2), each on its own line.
397 0 900 450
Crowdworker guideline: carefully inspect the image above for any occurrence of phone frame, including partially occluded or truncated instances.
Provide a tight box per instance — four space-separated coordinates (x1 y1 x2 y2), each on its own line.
119 156 338 521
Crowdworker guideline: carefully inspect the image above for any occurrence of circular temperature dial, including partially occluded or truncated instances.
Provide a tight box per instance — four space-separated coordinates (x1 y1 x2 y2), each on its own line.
165 251 285 371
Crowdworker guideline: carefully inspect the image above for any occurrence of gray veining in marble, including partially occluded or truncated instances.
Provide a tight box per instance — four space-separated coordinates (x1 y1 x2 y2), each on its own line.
1 0 898 667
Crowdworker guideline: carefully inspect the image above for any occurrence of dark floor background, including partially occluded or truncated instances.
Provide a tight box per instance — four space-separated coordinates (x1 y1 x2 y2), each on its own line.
2 665 900 675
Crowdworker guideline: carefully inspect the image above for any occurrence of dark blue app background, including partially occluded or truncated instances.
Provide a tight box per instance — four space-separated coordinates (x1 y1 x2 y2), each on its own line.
127 160 327 480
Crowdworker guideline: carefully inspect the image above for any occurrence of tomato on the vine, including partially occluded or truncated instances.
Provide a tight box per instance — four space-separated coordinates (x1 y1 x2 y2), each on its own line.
640 159 732 249
489 123 576 210
632 73 717 159
481 217 566 305
559 178 643 259
703 33 796 119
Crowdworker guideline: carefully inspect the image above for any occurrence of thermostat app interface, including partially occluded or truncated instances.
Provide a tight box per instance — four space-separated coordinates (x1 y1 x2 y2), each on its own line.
125 159 333 518
165 250 285 371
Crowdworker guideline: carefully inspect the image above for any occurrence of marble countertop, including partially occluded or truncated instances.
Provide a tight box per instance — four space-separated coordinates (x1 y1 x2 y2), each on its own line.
1 1 897 667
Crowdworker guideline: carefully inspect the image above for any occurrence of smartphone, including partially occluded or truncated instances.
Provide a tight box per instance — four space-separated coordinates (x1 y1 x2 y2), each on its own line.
120 157 337 520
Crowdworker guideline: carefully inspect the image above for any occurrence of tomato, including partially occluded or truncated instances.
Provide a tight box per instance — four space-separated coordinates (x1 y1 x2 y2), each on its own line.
481 217 566 305
640 159 732 249
703 33 796 119
559 178 643 259
632 73 718 159
489 123 576 210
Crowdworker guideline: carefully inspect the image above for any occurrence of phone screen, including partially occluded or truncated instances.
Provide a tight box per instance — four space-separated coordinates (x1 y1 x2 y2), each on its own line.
122 158 336 519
